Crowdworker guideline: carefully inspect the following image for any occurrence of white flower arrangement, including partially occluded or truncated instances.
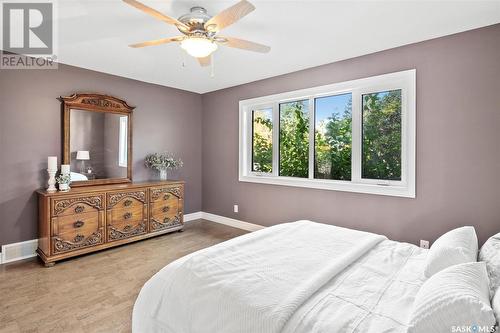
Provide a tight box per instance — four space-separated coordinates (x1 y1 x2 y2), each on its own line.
56 173 71 185
144 152 183 171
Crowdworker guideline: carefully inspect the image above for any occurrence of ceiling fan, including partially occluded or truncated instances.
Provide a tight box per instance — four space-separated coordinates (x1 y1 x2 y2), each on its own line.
123 0 271 67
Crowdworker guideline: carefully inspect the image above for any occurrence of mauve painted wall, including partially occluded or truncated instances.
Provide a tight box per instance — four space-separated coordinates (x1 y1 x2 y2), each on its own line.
0 64 202 247
201 24 500 245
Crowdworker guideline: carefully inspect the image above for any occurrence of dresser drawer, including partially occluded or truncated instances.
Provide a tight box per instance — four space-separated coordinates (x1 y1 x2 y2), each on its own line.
150 186 183 203
150 213 183 232
51 212 104 254
107 190 147 210
150 199 179 218
106 208 147 241
107 219 147 242
106 191 148 242
149 185 183 232
53 211 99 236
51 194 104 217
108 205 146 226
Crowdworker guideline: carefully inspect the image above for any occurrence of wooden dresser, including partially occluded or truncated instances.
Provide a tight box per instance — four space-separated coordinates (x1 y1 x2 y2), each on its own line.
37 181 184 266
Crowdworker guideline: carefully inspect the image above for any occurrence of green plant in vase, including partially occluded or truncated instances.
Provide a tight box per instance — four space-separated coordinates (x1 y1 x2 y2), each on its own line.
144 152 183 180
56 173 71 192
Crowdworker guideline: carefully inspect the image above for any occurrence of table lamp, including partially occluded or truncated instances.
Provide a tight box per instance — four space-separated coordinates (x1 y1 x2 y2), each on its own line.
76 150 90 174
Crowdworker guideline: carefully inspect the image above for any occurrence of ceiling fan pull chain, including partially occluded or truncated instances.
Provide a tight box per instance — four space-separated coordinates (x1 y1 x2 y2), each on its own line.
181 52 187 68
210 53 215 78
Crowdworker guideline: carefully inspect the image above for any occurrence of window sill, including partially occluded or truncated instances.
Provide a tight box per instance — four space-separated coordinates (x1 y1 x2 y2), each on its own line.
239 175 415 198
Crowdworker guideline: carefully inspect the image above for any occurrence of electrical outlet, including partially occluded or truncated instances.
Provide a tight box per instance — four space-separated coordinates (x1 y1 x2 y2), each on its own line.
420 240 430 249
233 204 239 213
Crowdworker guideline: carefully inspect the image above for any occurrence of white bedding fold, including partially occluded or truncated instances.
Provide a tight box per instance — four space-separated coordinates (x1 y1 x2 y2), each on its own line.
133 220 386 333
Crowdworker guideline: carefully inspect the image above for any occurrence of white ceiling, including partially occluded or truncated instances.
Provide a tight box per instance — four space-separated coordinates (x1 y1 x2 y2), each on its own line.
56 0 500 93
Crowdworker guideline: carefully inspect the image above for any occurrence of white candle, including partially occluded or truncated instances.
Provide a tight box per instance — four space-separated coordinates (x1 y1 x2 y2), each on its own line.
48 156 57 171
61 164 70 175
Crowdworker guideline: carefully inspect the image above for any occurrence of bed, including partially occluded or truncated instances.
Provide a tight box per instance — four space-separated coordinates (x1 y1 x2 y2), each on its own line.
133 221 429 332
70 171 88 181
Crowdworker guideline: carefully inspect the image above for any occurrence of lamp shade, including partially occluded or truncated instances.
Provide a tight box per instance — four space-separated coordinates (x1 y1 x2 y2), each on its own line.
76 150 90 160
180 37 217 58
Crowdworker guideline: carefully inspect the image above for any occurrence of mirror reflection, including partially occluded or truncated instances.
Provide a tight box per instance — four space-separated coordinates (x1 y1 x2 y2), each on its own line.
69 109 128 182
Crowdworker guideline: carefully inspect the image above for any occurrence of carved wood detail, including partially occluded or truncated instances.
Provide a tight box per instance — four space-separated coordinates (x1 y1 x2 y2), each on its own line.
151 214 182 231
107 191 146 208
53 196 103 216
108 222 146 240
151 187 183 201
58 93 135 112
81 98 122 109
53 230 103 254
37 181 184 266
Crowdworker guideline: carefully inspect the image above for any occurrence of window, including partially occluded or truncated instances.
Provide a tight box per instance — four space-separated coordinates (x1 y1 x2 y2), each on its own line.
279 100 309 178
362 90 401 180
315 93 352 181
252 108 273 173
239 70 416 197
118 116 128 168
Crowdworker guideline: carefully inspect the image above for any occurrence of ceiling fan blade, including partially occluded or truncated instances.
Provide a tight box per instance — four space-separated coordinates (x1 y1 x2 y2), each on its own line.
123 0 189 31
219 36 270 53
204 0 255 32
129 36 183 48
197 56 211 67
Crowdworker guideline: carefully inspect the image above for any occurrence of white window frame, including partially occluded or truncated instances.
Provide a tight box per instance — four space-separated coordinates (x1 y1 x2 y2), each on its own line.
239 69 416 198
118 116 128 168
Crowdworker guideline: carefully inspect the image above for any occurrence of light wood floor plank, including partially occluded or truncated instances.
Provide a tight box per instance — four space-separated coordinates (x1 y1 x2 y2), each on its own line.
0 220 247 333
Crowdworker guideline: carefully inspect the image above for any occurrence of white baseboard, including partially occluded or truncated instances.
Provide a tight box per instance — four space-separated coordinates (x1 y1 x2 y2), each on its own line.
0 211 264 265
184 211 203 221
200 212 265 232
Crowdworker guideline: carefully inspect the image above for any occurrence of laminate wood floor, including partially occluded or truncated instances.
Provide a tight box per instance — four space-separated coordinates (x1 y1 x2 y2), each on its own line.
0 220 247 333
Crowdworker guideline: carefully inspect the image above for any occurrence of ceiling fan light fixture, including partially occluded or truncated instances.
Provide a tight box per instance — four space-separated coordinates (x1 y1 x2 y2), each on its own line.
180 37 218 58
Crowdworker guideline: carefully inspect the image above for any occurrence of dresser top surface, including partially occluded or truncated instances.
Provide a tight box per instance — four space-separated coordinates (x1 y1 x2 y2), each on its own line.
36 180 184 197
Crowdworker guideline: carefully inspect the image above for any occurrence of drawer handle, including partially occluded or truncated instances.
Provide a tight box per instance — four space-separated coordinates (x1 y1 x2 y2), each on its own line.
162 206 170 213
74 205 85 213
73 220 85 228
123 225 132 232
163 194 170 200
163 217 170 223
123 199 133 207
73 234 84 243
124 212 132 220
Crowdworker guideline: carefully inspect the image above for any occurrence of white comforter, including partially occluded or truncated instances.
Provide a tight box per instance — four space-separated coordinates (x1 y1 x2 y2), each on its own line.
133 221 427 333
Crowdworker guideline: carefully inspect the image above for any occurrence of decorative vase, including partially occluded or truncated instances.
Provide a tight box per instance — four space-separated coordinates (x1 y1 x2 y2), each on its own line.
159 169 168 181
47 169 57 193
59 183 70 192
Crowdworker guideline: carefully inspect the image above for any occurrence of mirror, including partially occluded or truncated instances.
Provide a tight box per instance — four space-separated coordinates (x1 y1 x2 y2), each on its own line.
61 94 134 186
69 109 128 181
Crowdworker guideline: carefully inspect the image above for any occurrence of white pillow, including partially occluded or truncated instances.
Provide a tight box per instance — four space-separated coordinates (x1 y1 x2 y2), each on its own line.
409 262 495 333
493 289 500 325
479 232 500 296
424 226 478 278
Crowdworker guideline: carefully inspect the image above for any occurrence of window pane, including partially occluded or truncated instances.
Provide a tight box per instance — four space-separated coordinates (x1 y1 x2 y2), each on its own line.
362 90 402 180
279 100 309 178
118 116 128 168
252 108 273 173
314 93 352 180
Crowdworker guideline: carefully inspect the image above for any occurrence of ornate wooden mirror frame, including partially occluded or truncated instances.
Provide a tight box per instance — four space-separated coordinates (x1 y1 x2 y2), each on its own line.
60 93 134 187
